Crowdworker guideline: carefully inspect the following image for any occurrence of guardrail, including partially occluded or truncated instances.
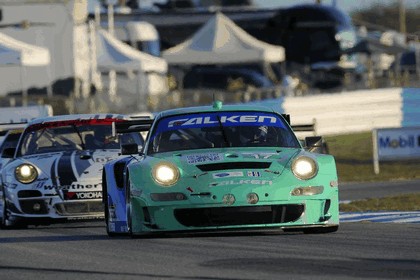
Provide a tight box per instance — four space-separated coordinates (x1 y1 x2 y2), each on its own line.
250 87 420 136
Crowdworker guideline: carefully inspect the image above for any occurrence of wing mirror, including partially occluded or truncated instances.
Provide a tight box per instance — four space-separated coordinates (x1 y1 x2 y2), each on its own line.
1 147 16 158
305 136 328 154
121 143 139 155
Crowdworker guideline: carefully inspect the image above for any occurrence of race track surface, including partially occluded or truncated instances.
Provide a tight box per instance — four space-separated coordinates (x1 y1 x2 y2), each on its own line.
0 222 419 280
1 180 419 279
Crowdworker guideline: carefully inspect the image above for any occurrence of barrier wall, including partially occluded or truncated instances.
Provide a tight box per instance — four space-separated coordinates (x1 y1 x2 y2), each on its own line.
249 87 420 136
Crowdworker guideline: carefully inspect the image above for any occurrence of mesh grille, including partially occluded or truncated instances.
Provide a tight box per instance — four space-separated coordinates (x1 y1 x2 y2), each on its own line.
54 201 104 216
174 204 304 227
196 162 271 172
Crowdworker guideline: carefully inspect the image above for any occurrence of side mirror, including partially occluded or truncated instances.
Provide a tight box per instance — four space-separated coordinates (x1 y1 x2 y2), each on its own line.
1 147 16 158
305 136 328 154
121 143 138 155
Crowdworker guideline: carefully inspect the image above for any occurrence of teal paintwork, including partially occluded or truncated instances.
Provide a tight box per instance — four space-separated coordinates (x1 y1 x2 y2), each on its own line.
103 103 339 236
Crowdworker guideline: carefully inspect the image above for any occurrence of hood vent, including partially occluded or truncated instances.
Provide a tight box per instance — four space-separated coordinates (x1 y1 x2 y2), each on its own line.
196 162 271 172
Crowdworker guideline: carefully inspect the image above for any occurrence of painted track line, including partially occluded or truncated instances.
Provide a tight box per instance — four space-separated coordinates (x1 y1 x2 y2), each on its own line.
340 211 420 223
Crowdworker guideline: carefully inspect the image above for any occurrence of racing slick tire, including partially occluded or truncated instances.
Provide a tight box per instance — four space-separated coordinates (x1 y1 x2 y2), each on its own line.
126 177 133 238
104 196 119 237
1 192 27 229
103 172 121 237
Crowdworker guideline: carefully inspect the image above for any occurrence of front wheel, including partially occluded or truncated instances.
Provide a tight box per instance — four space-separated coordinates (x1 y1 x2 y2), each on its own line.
126 178 133 237
103 172 120 237
1 192 26 229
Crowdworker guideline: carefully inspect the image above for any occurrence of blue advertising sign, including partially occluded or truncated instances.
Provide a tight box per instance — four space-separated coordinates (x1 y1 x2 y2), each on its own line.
372 127 420 174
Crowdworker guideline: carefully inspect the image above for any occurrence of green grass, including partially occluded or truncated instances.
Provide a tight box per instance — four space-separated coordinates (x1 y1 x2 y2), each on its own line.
325 132 420 183
339 193 420 212
325 132 420 211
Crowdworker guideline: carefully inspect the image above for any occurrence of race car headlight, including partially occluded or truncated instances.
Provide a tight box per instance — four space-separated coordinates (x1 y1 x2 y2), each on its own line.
15 164 38 184
152 161 180 187
292 156 318 180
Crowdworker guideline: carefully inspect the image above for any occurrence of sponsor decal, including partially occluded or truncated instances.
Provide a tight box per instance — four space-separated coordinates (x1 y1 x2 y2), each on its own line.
38 183 102 191
379 135 416 149
247 171 261 177
64 191 102 200
25 154 58 160
186 153 223 164
154 112 285 134
168 115 278 128
209 179 273 187
92 156 115 163
242 153 277 159
212 171 244 178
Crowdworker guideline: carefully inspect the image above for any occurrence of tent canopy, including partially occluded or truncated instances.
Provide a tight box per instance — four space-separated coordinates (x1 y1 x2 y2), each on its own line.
0 32 50 66
96 29 167 74
162 12 285 65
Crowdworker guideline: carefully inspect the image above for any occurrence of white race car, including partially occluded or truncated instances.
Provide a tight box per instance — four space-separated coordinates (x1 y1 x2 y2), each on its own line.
0 114 145 228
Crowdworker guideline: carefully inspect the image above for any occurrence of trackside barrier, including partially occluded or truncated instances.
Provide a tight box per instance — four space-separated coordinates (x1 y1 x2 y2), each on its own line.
248 87 420 136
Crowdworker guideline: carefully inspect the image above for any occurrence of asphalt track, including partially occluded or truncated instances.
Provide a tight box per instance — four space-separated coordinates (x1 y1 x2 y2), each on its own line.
0 180 419 280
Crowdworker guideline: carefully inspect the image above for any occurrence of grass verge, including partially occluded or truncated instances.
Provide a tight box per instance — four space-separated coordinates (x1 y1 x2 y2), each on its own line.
325 132 420 183
325 132 420 212
339 193 420 212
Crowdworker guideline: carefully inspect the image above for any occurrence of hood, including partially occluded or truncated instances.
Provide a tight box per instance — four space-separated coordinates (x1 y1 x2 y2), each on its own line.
16 149 120 189
153 148 301 182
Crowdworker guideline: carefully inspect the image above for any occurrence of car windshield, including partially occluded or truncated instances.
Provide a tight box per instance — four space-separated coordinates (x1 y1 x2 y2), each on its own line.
18 120 144 156
148 111 300 154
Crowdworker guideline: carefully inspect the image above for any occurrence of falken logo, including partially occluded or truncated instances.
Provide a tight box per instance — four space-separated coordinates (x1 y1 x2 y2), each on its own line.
168 115 278 128
65 191 102 200
210 179 272 187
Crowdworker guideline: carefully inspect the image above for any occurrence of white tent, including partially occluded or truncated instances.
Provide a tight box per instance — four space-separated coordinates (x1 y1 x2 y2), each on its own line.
0 32 51 66
95 28 168 111
162 12 285 65
96 28 167 74
0 32 51 102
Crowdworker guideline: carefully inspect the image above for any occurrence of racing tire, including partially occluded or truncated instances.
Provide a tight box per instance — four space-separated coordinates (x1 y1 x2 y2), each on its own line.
103 172 120 237
1 192 27 229
104 197 119 237
126 177 133 238
303 225 339 234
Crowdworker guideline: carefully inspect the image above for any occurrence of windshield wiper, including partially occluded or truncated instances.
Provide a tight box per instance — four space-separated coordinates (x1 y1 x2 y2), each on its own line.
217 115 230 147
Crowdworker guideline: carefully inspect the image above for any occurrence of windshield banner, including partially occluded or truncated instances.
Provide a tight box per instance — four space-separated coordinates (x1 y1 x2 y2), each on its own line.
155 112 285 133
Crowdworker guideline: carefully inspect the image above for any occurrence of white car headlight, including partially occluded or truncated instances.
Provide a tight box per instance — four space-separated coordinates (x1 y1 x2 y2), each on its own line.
15 164 38 184
292 156 318 180
152 161 180 187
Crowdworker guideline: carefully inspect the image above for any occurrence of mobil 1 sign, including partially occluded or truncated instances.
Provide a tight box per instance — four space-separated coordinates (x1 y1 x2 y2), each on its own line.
372 127 420 174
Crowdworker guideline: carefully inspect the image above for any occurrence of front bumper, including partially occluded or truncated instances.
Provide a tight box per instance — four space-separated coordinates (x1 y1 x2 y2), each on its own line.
4 188 104 222
129 196 339 234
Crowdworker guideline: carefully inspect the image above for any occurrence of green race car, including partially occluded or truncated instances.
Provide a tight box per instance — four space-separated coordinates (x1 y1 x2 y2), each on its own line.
103 102 339 236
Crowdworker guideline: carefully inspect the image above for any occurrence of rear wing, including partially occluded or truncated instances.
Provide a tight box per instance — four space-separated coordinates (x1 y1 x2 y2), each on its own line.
112 118 154 136
289 119 329 154
290 118 317 135
282 114 316 133
292 123 316 133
